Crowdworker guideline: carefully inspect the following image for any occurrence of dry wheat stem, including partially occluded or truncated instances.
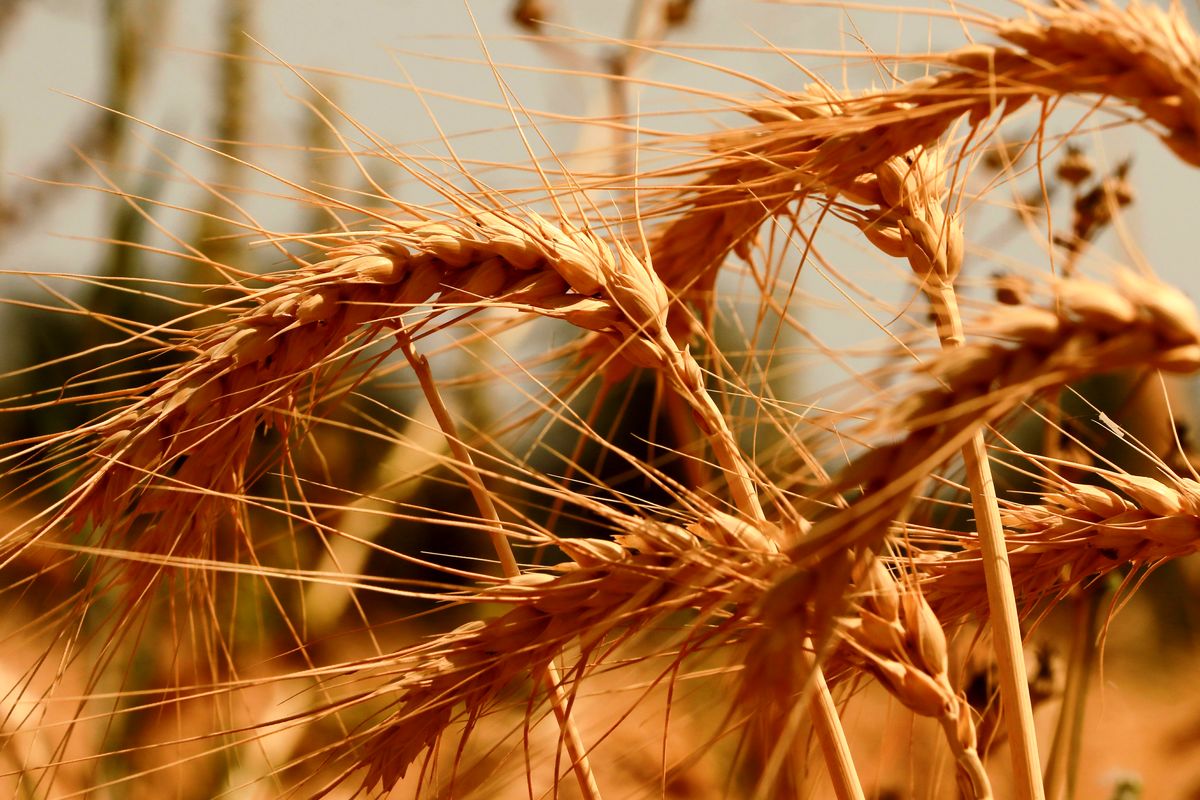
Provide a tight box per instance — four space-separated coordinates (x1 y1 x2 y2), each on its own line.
958 414 1043 800
398 333 521 579
1043 588 1102 800
806 653 866 800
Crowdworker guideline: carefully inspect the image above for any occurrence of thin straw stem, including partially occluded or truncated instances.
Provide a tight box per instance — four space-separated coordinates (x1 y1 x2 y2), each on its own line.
935 285 1044 800
808 655 866 800
398 332 603 800
400 334 520 578
1044 588 1103 800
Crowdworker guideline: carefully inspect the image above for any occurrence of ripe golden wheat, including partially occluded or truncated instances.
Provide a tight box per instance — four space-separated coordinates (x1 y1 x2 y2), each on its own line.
5 1 1200 798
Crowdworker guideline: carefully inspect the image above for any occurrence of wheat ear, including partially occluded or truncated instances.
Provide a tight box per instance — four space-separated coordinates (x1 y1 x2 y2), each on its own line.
791 271 1200 566
835 560 992 799
876 273 1200 436
922 470 1200 617
645 0 1200 330
335 510 782 791
36 206 761 578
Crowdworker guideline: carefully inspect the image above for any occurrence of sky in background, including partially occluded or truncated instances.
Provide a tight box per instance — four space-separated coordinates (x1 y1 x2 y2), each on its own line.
1 0 1197 376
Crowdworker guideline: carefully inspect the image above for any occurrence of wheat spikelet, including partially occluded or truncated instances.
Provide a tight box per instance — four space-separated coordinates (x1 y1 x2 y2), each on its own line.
921 469 1200 619
834 560 991 798
877 272 1200 435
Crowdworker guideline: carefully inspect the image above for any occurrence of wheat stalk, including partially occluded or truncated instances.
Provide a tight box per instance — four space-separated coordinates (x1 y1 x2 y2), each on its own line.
807 131 1050 797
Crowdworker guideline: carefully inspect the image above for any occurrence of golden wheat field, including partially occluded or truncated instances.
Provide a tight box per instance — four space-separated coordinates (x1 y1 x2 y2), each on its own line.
5 0 1200 797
